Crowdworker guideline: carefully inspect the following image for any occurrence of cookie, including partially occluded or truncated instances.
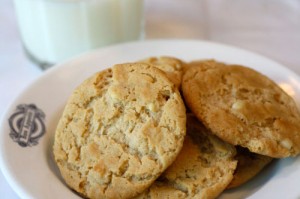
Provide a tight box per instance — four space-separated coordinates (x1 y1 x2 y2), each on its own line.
183 59 217 73
136 114 237 199
182 60 300 158
227 146 273 189
53 63 186 199
139 56 185 88
136 183 187 199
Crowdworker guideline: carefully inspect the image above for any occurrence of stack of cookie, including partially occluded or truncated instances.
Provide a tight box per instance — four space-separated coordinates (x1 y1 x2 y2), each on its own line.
53 57 300 199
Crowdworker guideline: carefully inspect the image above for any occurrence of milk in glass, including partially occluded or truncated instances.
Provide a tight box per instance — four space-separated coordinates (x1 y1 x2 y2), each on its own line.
14 0 144 69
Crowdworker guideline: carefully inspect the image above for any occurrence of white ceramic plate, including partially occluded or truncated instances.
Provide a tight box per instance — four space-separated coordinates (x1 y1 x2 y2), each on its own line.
1 40 300 199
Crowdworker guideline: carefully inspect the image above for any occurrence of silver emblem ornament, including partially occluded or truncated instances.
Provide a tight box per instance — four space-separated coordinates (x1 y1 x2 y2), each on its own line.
8 104 46 147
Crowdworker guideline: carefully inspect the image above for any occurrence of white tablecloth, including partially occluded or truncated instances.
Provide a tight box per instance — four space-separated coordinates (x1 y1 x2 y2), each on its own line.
1 0 300 198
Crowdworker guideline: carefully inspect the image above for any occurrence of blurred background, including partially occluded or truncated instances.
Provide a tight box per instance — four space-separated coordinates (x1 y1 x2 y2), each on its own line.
1 0 300 198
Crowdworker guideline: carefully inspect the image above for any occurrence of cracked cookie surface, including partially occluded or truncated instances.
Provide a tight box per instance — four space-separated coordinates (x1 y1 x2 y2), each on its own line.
182 60 300 158
136 114 237 199
53 63 186 199
139 56 185 89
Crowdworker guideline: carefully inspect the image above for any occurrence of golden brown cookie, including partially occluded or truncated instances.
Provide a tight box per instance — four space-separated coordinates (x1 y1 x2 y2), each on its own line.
182 60 300 158
184 59 217 73
227 146 273 189
136 114 237 199
139 56 185 88
53 63 186 199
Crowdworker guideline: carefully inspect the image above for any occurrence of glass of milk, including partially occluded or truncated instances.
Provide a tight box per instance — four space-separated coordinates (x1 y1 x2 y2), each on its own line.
14 0 144 69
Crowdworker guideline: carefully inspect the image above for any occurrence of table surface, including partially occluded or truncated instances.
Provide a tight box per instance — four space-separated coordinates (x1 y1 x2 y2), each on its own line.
1 0 300 198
